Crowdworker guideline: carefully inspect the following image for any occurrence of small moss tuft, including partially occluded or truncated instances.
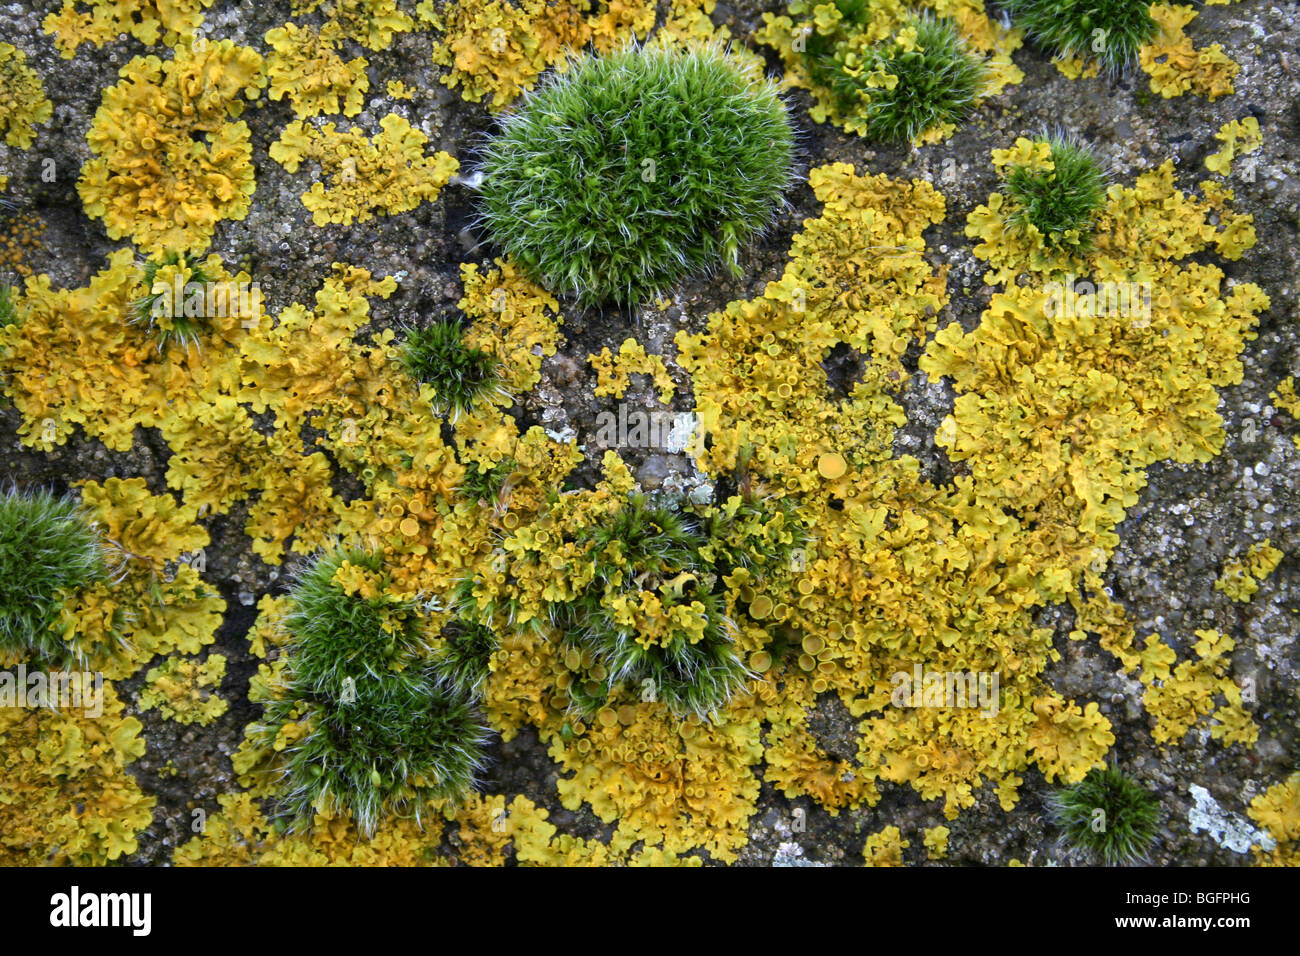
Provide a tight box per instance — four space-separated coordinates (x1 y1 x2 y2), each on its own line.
1003 0 1157 71
1004 134 1109 250
129 252 215 351
804 12 987 142
460 458 515 504
0 486 108 662
1048 765 1161 864
477 43 795 306
0 283 16 327
432 618 499 699
398 319 505 419
520 492 809 720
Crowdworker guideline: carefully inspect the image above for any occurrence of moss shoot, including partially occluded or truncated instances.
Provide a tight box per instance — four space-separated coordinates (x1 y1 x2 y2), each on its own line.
129 252 215 351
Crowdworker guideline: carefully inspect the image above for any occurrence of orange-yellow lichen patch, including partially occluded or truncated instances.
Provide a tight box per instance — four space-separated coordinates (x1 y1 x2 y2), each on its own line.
862 824 909 866
667 146 1268 831
589 338 675 404
929 144 1266 768
425 0 593 109
1051 55 1100 80
0 43 52 148
1138 3 1239 100
459 259 564 400
139 653 228 725
43 0 214 57
0 210 45 278
923 824 950 859
265 22 370 118
1205 117 1262 176
293 0 415 51
1215 540 1283 603
677 163 946 492
586 0 657 53
763 678 877 812
425 0 700 110
0 249 255 452
270 115 458 226
78 41 266 255
921 272 1263 557
442 792 556 865
968 144 1259 285
61 478 225 678
0 250 399 572
1249 773 1300 867
549 697 766 862
1141 629 1256 746
0 681 154 865
174 792 447 865
1272 378 1300 450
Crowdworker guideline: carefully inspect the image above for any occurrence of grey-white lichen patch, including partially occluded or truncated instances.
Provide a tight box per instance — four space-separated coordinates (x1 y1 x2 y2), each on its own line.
772 841 828 867
1187 784 1274 854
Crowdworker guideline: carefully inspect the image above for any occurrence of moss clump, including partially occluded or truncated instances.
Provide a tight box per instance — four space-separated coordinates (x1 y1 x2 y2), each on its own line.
1048 766 1161 864
1004 134 1109 250
0 486 108 662
1003 0 1157 71
477 43 794 306
398 319 504 419
257 548 489 835
803 10 987 142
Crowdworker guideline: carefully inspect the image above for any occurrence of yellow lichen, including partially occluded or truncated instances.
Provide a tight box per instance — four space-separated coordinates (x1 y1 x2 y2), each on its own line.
548 697 766 862
270 115 458 226
0 681 155 864
425 0 594 109
1249 773 1300 867
589 338 676 404
1272 378 1300 451
64 478 225 678
0 43 53 148
968 143 1259 285
139 654 228 725
265 22 370 118
1139 4 1239 101
294 0 415 51
425 0 704 110
78 40 266 255
175 792 448 865
1205 117 1262 176
862 824 909 866
755 0 1023 142
43 0 214 57
1143 629 1256 746
1215 540 1283 602
923 824 950 859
